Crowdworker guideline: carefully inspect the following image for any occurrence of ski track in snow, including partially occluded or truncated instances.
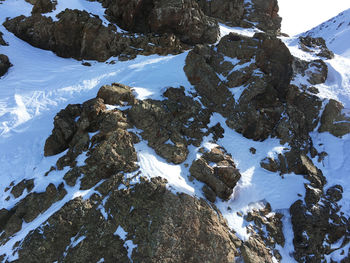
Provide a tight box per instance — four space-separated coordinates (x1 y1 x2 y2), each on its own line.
0 1 349 262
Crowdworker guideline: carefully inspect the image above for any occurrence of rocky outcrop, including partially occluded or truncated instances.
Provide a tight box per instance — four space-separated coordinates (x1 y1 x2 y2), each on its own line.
0 31 8 46
243 0 282 33
0 183 66 243
290 185 350 262
6 177 239 263
0 54 11 77
128 87 211 164
184 32 322 147
189 147 241 201
319 99 350 137
95 0 219 45
25 0 57 14
299 36 335 59
3 10 186 62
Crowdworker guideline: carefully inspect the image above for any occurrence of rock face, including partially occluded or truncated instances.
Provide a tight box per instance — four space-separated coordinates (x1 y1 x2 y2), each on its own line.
189 147 241 201
128 87 211 164
25 0 57 14
3 10 186 62
96 0 220 45
184 32 321 147
243 0 282 33
8 177 239 263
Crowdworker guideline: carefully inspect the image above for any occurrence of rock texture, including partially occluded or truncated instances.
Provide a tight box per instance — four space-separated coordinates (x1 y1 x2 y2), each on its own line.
3 10 186 62
95 0 219 44
25 0 57 14
189 147 241 201
299 36 335 59
290 185 350 262
184 32 322 149
6 177 239 263
128 87 211 164
319 99 350 137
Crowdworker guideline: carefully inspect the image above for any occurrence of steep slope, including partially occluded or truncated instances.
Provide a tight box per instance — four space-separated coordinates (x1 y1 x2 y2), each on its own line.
304 8 350 58
0 0 349 262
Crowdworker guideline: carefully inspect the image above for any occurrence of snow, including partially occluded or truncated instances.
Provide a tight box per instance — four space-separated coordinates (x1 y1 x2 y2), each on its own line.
114 225 128 240
304 8 350 57
219 23 260 38
0 1 350 262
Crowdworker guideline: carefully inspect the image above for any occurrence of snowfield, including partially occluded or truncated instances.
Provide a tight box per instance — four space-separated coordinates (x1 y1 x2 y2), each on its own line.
0 1 350 262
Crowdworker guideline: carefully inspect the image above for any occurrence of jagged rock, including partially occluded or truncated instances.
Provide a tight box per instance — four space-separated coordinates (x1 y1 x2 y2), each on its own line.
319 99 350 137
290 184 350 262
244 0 282 34
245 202 285 248
8 177 238 263
0 54 11 77
299 36 334 59
261 150 326 188
198 0 245 26
97 83 136 105
44 103 83 156
25 0 57 14
44 90 138 189
3 10 186 62
0 31 8 46
128 87 211 164
10 179 34 198
185 32 315 143
189 147 241 201
0 183 66 242
96 0 219 45
305 59 328 85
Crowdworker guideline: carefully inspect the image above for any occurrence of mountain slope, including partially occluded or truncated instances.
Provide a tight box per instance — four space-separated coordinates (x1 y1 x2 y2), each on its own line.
304 8 350 57
0 0 349 262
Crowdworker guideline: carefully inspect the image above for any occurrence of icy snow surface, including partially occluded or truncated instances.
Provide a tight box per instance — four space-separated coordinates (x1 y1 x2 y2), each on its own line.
0 1 349 262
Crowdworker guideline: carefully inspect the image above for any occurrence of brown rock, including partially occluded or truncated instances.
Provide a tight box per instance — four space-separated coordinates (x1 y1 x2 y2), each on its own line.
319 99 350 137
97 83 135 105
190 147 241 201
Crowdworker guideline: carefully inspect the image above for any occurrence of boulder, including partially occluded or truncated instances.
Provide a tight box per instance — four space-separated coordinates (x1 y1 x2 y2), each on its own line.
97 83 136 105
319 99 350 137
0 54 11 77
0 31 8 46
189 147 241 201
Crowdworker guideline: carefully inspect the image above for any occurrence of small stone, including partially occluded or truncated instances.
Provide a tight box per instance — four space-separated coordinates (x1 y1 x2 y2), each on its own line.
249 147 256 154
